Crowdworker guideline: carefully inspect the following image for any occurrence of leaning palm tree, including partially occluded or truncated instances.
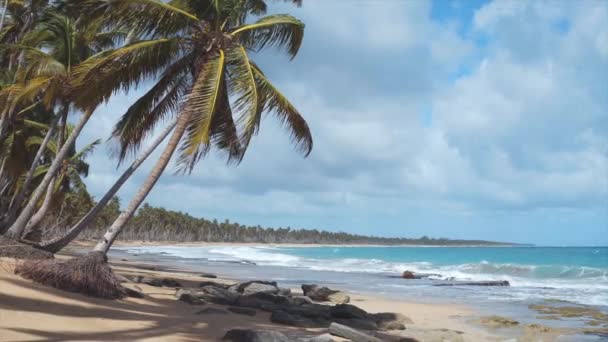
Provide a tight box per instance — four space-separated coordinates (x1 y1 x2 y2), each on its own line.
2 11 125 239
17 0 312 298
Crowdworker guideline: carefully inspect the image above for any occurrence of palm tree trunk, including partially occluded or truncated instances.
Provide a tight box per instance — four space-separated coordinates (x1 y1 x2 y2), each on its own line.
4 113 61 226
92 112 190 255
0 0 8 32
22 177 55 242
4 109 94 240
40 118 177 253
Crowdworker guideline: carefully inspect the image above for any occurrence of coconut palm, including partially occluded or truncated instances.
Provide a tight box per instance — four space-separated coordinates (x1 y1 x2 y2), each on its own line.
2 10 126 239
17 0 312 298
22 136 100 241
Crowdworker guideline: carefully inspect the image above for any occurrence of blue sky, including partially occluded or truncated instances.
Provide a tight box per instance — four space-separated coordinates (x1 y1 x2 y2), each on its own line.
79 0 608 246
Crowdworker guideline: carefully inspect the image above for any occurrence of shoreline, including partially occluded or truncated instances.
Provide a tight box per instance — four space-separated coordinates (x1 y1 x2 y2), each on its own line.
2 245 601 341
108 239 525 248
0 254 503 342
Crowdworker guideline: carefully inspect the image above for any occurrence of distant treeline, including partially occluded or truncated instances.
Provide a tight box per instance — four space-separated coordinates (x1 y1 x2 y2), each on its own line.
43 200 509 245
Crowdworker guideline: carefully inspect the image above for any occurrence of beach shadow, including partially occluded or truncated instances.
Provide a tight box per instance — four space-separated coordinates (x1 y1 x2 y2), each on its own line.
0 275 310 341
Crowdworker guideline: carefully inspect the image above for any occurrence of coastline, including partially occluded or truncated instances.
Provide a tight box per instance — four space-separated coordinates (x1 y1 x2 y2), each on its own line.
2 243 599 341
0 255 509 342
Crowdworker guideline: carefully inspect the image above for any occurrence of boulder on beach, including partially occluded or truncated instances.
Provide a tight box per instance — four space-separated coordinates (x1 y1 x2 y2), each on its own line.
199 285 240 305
302 284 349 303
402 271 416 279
229 280 279 295
175 289 205 305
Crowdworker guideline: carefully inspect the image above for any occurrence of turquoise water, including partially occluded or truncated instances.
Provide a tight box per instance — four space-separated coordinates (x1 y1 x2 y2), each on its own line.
116 245 608 308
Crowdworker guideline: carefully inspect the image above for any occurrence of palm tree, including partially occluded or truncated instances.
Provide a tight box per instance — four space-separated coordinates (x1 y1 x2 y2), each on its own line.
2 11 125 239
38 117 177 252
17 0 312 298
22 136 100 241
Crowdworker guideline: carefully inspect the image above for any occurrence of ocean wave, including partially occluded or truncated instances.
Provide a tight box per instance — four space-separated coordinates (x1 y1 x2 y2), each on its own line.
115 245 608 306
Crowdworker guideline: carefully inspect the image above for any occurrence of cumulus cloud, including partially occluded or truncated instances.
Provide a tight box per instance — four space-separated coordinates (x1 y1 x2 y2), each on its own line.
78 0 608 245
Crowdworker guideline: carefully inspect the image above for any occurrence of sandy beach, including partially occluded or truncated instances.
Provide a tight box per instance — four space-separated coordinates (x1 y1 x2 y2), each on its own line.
0 243 583 342
0 261 494 342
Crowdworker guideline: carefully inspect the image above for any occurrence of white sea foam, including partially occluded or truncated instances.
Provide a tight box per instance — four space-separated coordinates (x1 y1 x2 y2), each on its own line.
115 245 608 306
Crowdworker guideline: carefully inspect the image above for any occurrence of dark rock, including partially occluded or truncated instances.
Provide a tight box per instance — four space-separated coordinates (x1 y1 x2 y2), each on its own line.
199 286 240 305
124 286 145 298
372 312 413 330
200 273 217 279
330 304 369 320
229 280 278 294
228 307 257 316
132 275 143 283
242 282 280 295
302 284 339 302
434 280 510 287
120 258 129 261
199 281 230 288
270 310 329 328
115 274 131 283
176 289 205 305
284 303 332 320
295 334 335 342
236 292 291 312
402 271 415 279
222 329 290 342
334 318 378 331
140 277 162 287
196 307 229 315
328 322 382 342
278 287 292 296
161 278 182 287
289 296 314 306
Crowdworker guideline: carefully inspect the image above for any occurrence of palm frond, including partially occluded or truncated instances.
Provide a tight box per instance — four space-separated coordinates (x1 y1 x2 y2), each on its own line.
72 38 184 111
231 14 304 59
94 0 198 38
178 49 226 172
251 63 312 156
226 44 258 146
111 54 193 163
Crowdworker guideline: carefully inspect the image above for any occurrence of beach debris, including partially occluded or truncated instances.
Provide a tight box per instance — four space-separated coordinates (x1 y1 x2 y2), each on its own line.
329 322 382 342
228 307 257 316
200 272 217 278
479 315 519 328
175 289 205 305
402 271 415 279
199 285 240 305
434 280 510 287
195 307 229 315
15 251 127 299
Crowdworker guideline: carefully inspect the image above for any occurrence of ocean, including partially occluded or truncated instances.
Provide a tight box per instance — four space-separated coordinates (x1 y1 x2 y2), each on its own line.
113 245 608 332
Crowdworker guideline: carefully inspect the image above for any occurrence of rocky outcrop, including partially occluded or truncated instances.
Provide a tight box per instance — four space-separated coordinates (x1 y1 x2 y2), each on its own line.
175 289 205 305
134 276 182 288
229 280 279 294
228 307 257 316
302 284 350 303
434 280 510 287
402 271 415 279
222 329 335 342
199 285 240 305
328 323 382 342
